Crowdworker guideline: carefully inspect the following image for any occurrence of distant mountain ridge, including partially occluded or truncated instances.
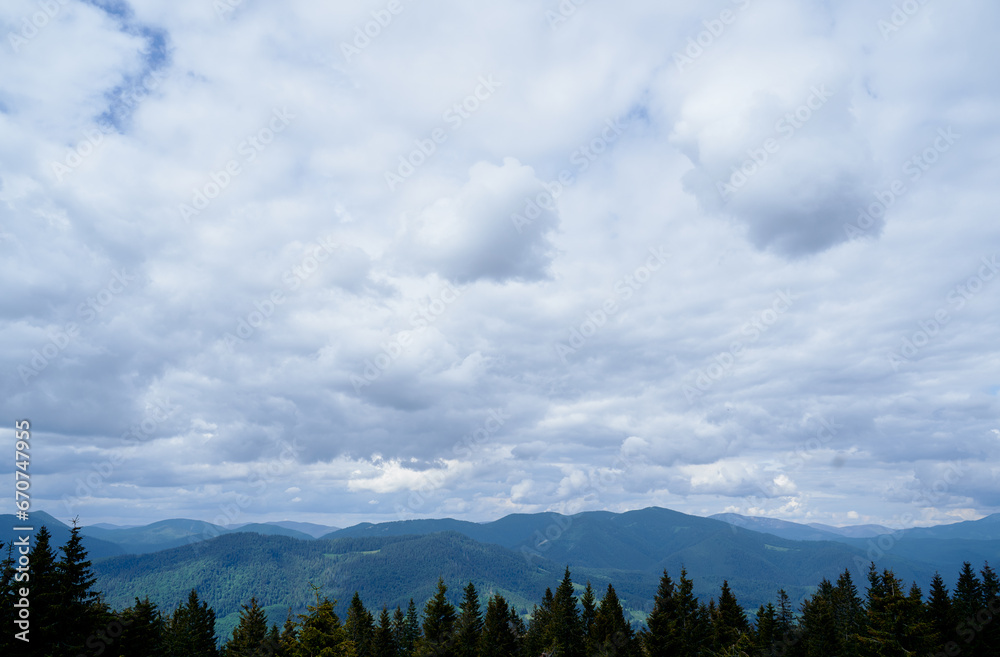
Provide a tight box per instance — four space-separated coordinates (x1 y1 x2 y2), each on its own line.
85 506 1000 644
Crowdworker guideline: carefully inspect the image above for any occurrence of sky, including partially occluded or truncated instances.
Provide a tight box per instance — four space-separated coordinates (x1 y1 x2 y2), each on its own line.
1 0 998 531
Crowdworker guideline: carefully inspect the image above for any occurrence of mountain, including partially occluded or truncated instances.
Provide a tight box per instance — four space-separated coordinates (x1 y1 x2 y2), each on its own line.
806 522 893 538
1 511 125 560
710 513 847 541
93 531 562 644
265 520 339 538
82 518 232 554
898 513 1000 540
80 518 321 554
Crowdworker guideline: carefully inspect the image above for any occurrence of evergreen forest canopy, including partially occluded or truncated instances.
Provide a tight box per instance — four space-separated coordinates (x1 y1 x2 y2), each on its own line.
2 524 999 657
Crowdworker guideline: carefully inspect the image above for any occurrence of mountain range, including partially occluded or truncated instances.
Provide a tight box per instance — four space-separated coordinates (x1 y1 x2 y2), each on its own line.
5 507 997 642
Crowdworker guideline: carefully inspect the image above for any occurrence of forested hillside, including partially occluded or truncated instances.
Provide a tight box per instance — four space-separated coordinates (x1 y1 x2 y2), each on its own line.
2 523 998 657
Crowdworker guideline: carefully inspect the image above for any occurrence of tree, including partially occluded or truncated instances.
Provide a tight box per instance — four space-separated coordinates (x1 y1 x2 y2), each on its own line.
752 603 776 657
643 570 680 656
592 583 635 657
393 599 421 657
479 594 520 657
525 588 554 657
926 572 954 650
164 589 219 657
580 581 597 652
712 580 749 651
346 591 375 657
373 607 397 657
953 561 985 656
455 582 483 657
224 597 270 657
27 526 61 656
292 588 352 657
550 567 584 657
118 596 166 657
419 578 457 657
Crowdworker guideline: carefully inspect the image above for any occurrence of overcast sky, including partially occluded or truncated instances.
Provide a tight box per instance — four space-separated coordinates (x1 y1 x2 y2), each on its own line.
2 0 998 531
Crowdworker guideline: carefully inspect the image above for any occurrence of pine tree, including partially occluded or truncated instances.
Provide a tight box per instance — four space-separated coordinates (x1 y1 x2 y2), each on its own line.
953 561 984 654
592 583 636 657
374 606 397 657
550 567 584 657
455 582 483 657
164 589 219 657
27 526 61 656
525 588 554 657
346 591 375 657
800 581 838 657
832 569 865 657
419 578 457 657
926 572 954 650
643 570 681 657
118 596 166 657
979 563 1000 655
292 589 352 657
393 599 420 657
0 543 17 655
580 581 597 653
480 594 520 657
712 580 749 651
278 608 300 657
752 603 776 657
224 597 270 657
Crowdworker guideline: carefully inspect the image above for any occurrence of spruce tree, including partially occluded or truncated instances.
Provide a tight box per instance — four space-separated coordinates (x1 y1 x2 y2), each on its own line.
224 597 270 657
580 581 597 653
165 589 219 657
346 591 375 657
455 582 483 657
373 606 397 657
480 594 520 657
712 580 749 651
118 596 166 657
592 583 636 657
525 588 554 657
28 526 61 656
953 561 984 655
752 603 776 657
292 589 351 657
550 567 584 657
926 572 954 650
643 570 680 657
419 578 457 657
